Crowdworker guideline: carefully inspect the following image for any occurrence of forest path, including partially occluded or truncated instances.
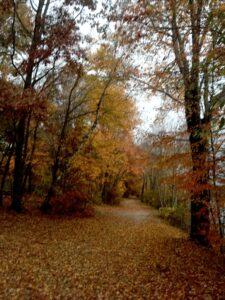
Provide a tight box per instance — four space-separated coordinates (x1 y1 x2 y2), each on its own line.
101 197 161 223
0 199 224 299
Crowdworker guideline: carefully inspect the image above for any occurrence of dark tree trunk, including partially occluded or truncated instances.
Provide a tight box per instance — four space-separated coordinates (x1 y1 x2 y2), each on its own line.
189 135 210 246
10 0 46 212
140 175 146 201
23 120 39 194
0 144 14 206
11 116 26 212
185 88 210 246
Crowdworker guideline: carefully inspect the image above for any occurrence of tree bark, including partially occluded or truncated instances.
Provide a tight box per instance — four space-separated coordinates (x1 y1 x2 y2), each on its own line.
0 143 14 206
185 89 210 246
23 119 39 194
11 116 26 212
168 0 211 246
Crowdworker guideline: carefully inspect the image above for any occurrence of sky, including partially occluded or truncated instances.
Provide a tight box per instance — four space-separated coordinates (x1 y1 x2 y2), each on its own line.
135 93 184 134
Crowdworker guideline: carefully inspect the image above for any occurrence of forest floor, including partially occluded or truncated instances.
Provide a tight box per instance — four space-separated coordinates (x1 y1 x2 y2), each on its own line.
0 199 225 299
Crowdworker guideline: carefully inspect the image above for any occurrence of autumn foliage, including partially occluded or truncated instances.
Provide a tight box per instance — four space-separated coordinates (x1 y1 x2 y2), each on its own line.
0 1 146 216
1 0 225 298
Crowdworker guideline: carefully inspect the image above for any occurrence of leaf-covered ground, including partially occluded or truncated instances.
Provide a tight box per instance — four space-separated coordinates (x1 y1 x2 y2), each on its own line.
0 199 224 299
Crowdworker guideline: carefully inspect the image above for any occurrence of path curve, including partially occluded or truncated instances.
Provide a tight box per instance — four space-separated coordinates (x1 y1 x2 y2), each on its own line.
109 198 161 223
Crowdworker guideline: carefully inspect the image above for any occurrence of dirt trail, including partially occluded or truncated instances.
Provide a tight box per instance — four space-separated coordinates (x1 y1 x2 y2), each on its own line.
0 199 224 299
110 198 160 222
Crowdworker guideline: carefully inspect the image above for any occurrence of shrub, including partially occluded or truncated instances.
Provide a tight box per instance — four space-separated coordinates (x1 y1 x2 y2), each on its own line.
50 190 94 217
159 206 189 230
141 189 161 209
109 195 121 206
103 187 121 205
102 182 123 206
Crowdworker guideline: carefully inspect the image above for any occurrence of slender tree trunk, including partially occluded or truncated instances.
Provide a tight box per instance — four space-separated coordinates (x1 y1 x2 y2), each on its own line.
140 174 145 201
0 144 14 206
210 128 223 238
11 0 46 212
40 73 81 212
11 116 26 212
23 120 39 193
40 156 59 212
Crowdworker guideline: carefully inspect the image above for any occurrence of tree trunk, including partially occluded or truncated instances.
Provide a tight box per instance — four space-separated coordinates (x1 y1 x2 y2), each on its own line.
40 157 59 213
0 144 14 206
11 0 46 212
185 90 210 246
40 74 81 212
210 128 224 238
11 117 26 212
140 175 145 201
23 120 39 194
